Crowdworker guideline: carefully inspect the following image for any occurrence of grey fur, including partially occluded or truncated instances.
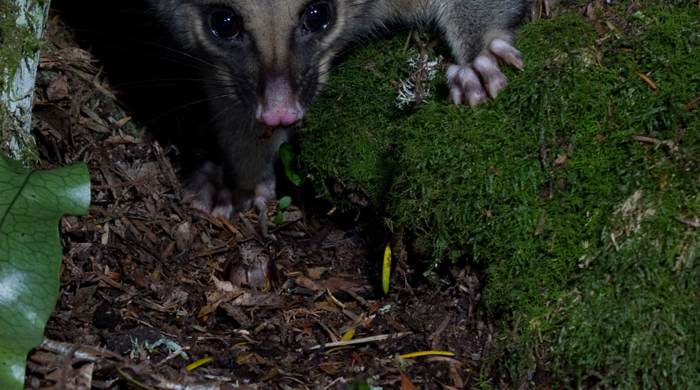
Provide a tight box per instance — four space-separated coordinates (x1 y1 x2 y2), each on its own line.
145 0 530 218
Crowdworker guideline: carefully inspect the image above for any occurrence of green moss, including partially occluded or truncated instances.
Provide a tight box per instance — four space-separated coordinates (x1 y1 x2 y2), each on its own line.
299 34 411 206
0 2 44 90
300 0 700 387
0 0 46 160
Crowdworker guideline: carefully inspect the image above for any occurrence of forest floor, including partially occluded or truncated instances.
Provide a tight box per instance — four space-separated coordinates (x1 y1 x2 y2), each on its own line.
24 9 504 390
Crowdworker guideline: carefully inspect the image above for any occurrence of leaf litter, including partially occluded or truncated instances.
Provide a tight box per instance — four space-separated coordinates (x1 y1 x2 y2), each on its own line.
24 7 501 390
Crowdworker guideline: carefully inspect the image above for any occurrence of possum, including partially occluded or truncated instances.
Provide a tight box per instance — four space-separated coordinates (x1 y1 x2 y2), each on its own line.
146 0 530 224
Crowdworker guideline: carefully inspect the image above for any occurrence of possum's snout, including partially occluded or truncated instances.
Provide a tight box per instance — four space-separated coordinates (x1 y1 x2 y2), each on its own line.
258 77 302 127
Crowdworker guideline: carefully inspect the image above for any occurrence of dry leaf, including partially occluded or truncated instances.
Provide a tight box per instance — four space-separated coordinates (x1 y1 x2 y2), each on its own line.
554 153 568 166
593 20 604 36
307 267 329 279
400 369 419 390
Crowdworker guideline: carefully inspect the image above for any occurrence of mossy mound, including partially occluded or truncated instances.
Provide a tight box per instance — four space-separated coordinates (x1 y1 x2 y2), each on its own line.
299 1 700 387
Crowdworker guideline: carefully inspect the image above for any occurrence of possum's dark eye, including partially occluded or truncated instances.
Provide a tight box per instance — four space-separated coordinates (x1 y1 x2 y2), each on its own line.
210 10 241 39
302 3 332 33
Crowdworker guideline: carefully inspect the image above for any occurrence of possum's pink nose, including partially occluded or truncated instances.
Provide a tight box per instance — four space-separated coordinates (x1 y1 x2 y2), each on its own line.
261 110 298 127
260 77 301 127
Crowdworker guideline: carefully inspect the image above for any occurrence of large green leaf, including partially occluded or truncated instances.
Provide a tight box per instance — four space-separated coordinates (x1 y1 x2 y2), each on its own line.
0 154 90 390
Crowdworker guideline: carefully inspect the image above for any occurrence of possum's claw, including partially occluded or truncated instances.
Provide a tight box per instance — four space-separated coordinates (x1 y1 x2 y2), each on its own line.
447 38 523 107
447 66 487 107
185 162 275 235
186 162 232 218
253 182 275 240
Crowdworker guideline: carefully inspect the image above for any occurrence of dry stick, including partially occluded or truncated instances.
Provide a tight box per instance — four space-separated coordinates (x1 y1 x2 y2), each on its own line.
301 332 412 352
115 367 158 390
323 377 345 390
316 319 341 343
674 216 700 228
91 172 159 190
155 347 190 367
412 30 426 105
631 135 658 144
402 28 414 54
340 287 371 309
218 215 239 234
40 339 121 361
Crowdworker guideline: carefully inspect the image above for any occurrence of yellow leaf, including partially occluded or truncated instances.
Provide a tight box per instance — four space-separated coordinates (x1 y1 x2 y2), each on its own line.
382 243 391 294
186 357 212 371
341 328 356 341
259 365 279 382
327 328 357 353
400 350 455 359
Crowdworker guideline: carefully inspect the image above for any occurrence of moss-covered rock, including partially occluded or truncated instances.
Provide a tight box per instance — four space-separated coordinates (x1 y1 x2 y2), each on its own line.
300 1 700 387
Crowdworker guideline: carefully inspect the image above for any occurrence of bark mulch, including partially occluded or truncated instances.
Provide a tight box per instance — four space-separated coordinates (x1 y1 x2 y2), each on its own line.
24 11 499 390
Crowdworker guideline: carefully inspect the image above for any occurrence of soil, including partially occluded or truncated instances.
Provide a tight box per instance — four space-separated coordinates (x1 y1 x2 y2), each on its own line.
24 7 501 390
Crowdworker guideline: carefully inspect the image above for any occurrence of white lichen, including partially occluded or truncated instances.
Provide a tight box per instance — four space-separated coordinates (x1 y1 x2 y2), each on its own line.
395 53 444 108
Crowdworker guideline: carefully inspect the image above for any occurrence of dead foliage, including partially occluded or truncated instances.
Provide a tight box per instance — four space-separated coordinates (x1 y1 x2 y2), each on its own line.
25 11 500 390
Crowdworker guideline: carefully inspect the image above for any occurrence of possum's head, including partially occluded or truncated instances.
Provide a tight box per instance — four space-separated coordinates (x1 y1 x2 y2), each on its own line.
150 0 365 127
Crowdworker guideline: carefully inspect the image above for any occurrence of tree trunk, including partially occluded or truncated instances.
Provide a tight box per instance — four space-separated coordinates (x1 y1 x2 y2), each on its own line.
0 0 51 163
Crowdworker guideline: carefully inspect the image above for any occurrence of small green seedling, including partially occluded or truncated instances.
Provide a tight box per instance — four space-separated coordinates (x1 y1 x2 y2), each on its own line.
279 142 303 186
347 381 372 390
272 196 292 225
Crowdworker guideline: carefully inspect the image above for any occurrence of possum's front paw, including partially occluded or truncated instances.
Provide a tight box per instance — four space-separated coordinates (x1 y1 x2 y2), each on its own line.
185 162 275 226
185 162 234 219
447 38 524 107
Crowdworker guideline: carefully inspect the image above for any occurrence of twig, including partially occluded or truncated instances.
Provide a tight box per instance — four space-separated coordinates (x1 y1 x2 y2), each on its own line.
116 367 158 390
674 216 700 228
340 287 371 309
92 172 158 190
302 332 412 352
412 30 426 105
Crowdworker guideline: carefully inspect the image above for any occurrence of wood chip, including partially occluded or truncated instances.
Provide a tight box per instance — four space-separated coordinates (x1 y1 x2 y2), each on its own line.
130 219 159 244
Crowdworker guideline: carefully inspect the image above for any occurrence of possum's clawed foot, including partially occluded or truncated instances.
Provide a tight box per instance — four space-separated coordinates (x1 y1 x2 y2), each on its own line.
251 181 275 239
447 38 524 107
185 162 233 219
185 162 275 236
